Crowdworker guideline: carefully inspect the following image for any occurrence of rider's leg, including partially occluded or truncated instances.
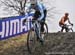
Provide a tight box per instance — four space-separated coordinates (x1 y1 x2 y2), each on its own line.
59 24 64 32
61 26 64 32
65 26 68 32
41 21 44 32
41 9 47 32
40 10 47 44
65 28 68 32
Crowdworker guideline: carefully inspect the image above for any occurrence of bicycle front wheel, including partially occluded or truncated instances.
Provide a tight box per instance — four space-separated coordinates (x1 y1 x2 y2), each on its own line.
27 29 37 53
69 28 73 32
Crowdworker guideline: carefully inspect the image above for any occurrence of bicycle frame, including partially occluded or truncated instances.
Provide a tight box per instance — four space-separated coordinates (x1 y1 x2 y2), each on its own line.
66 24 73 32
26 20 42 38
63 24 73 32
32 20 41 39
27 20 48 53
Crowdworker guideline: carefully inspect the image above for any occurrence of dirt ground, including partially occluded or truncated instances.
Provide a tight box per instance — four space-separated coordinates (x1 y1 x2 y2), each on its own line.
0 32 75 55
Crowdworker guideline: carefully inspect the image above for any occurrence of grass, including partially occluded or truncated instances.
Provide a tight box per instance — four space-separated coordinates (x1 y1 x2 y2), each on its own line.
0 33 27 54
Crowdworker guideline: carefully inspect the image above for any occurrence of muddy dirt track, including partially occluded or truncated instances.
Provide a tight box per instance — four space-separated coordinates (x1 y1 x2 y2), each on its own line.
0 32 75 55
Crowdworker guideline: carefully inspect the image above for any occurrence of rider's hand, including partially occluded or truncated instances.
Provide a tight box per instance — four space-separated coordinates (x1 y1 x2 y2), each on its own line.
71 23 73 26
37 19 41 22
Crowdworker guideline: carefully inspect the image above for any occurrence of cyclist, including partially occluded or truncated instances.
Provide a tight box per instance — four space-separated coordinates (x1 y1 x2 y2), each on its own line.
59 13 73 32
27 1 47 32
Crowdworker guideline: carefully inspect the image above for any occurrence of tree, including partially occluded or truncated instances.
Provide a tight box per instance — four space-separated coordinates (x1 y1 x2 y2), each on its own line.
0 0 60 17
42 0 60 19
0 0 26 16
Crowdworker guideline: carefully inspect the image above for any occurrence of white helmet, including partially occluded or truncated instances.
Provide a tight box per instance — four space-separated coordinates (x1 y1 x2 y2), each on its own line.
30 0 37 4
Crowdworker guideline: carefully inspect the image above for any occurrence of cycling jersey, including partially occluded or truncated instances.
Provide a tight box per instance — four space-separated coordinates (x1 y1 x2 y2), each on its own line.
28 2 46 20
59 16 69 25
27 2 47 32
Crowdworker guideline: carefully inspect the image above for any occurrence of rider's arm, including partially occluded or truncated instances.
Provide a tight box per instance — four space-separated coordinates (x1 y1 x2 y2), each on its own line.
68 18 72 24
38 4 44 20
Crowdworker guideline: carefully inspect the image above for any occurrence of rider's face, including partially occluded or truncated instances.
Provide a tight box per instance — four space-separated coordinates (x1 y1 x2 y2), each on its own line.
65 13 69 17
65 14 69 17
31 4 36 9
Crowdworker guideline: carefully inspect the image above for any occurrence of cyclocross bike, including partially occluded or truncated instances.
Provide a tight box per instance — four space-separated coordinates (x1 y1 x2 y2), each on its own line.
64 24 73 32
59 24 73 32
27 20 48 53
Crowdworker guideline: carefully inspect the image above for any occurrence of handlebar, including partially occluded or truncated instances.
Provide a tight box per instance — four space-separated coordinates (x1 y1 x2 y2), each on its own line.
23 19 45 22
64 24 73 28
66 24 73 27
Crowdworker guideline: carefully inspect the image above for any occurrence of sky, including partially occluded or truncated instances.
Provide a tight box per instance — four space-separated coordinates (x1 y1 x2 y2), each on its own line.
47 0 75 32
0 0 75 32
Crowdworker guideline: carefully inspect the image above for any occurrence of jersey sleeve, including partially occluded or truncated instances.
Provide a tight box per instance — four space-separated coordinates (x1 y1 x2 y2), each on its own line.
38 3 44 20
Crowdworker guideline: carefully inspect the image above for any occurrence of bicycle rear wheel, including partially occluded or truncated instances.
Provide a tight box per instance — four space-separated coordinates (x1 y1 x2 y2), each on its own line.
27 29 37 53
41 22 48 42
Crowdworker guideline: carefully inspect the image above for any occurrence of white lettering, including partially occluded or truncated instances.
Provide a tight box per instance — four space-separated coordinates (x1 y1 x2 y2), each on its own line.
0 16 33 39
0 22 5 38
10 19 19 35
27 19 32 30
20 18 27 32
5 21 9 37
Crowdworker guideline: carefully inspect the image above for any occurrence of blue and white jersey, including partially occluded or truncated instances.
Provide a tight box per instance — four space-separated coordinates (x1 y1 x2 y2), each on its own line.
28 2 46 20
